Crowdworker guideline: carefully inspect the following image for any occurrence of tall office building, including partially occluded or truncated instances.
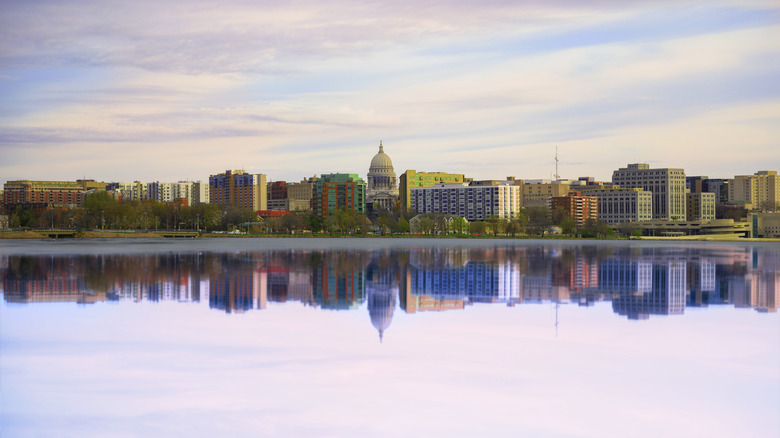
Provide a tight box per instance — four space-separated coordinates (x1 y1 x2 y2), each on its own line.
612 163 686 220
209 170 267 211
729 170 779 212
399 170 467 213
312 173 366 218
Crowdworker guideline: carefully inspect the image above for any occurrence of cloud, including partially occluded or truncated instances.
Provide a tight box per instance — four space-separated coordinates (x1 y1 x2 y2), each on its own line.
0 0 779 183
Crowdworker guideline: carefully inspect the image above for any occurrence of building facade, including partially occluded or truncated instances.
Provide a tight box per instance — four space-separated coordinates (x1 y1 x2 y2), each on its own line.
209 170 267 211
3 180 85 208
522 180 571 208
287 177 316 212
686 192 716 222
366 141 399 212
584 188 653 225
410 182 521 221
550 191 598 227
312 173 366 218
729 170 779 212
751 212 780 238
612 163 686 220
399 170 467 212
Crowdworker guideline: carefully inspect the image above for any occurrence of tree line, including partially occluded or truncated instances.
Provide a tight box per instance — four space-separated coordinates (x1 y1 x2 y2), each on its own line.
4 191 616 238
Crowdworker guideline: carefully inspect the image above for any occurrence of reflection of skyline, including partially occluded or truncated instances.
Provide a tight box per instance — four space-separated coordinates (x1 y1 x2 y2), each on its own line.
2 246 777 323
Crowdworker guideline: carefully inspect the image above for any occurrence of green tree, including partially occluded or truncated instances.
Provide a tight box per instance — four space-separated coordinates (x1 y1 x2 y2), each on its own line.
416 217 435 235
505 220 522 237
377 215 395 234
393 218 410 234
485 215 507 236
469 221 486 235
451 216 468 234
560 217 577 236
526 207 551 236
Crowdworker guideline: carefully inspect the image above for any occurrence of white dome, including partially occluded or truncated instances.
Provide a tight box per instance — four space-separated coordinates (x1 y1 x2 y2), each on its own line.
370 141 394 171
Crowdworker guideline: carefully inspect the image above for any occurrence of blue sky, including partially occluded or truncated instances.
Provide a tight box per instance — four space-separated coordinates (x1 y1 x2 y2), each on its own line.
1 0 778 185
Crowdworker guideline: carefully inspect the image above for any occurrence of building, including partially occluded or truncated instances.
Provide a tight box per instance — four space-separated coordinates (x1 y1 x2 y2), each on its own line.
287 177 317 212
2 180 85 208
751 212 780 238
366 141 399 213
268 181 288 200
192 181 210 205
686 192 716 222
612 163 686 220
399 170 467 212
109 181 149 201
550 191 598 227
209 170 267 211
729 171 779 212
312 173 366 218
687 176 729 204
579 187 653 225
410 181 521 222
522 180 572 208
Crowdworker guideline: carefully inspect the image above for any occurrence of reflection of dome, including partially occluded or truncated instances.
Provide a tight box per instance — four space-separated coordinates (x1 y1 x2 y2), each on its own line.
370 141 394 171
368 291 396 342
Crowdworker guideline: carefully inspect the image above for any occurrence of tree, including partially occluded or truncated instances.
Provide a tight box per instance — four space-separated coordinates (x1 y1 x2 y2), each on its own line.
526 207 551 236
451 216 468 234
394 218 410 234
582 219 614 238
505 221 522 237
469 221 486 235
485 215 507 236
551 206 568 226
377 215 395 234
560 217 576 236
307 214 324 233
281 213 307 234
417 217 435 235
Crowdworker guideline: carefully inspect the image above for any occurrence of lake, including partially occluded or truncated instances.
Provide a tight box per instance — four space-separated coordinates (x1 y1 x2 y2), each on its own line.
1 238 778 438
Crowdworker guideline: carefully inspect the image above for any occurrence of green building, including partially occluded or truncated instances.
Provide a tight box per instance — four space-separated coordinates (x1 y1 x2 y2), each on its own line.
312 173 366 218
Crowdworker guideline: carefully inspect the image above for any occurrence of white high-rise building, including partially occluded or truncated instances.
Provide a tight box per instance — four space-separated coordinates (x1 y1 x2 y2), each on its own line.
411 181 521 221
612 163 686 220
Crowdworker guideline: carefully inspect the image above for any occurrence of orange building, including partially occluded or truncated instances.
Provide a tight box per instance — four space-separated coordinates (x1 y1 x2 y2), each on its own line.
551 191 598 227
3 180 85 208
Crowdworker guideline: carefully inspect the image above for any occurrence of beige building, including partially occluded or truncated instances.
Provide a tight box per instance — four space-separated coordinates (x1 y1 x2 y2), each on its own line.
287 177 317 212
686 192 716 222
579 187 653 225
522 180 572 208
751 212 780 238
729 171 779 211
399 170 468 212
612 163 687 220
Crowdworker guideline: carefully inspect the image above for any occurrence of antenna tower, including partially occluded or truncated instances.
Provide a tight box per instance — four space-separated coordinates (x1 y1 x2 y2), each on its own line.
554 146 560 181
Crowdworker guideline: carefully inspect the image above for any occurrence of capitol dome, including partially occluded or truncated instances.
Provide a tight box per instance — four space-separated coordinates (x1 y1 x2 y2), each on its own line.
366 141 399 212
370 141 394 171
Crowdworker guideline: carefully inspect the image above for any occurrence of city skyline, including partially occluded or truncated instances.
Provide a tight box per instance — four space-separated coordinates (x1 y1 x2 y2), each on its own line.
1 1 779 186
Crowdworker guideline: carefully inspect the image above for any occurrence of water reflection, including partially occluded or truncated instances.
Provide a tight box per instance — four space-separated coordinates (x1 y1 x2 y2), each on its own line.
2 245 778 333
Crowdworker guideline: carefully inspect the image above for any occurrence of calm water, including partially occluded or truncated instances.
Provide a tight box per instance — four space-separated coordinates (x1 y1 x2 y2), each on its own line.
1 238 778 438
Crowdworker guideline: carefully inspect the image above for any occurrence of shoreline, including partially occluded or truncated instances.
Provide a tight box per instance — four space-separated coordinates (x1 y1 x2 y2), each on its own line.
1 229 777 242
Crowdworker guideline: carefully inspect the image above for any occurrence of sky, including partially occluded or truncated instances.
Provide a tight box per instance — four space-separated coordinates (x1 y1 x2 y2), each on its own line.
1 0 779 185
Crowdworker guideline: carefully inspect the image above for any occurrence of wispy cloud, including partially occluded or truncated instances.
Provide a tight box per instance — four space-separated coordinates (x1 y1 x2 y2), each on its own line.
1 0 778 183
